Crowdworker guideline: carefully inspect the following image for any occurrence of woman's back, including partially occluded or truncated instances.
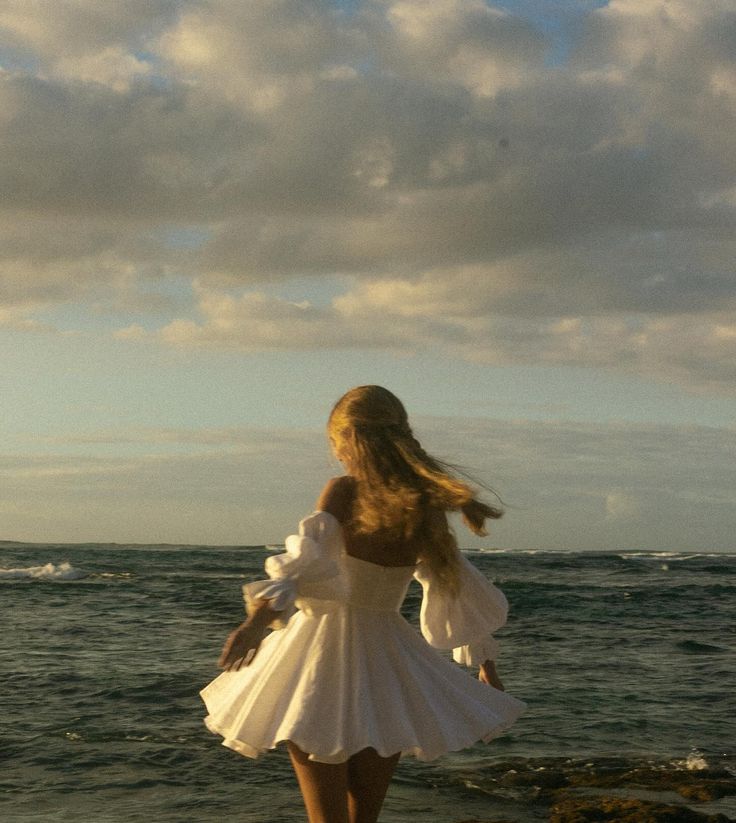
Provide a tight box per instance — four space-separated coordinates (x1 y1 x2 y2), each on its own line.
318 474 440 568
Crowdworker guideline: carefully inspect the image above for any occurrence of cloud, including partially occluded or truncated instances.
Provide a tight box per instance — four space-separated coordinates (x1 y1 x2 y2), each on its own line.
144 282 415 351
3 417 734 548
36 424 324 448
2 0 736 391
0 1 178 81
119 279 736 393
0 302 54 331
605 489 642 521
158 0 357 111
0 427 335 543
377 0 546 97
414 415 736 551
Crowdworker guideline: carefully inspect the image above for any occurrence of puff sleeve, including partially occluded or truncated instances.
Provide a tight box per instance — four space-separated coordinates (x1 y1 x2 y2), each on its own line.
414 553 509 666
242 511 345 629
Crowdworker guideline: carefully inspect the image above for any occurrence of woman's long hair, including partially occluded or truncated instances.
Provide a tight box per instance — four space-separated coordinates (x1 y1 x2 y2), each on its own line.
328 386 502 595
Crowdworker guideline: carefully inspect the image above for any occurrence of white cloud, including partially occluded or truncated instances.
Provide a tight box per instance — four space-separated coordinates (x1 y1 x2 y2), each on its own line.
605 489 642 521
123 279 736 394
113 323 148 341
142 282 414 351
158 0 353 111
1 0 735 392
0 430 335 543
54 46 152 92
0 303 52 331
37 424 321 448
381 0 544 97
0 1 176 65
416 416 736 551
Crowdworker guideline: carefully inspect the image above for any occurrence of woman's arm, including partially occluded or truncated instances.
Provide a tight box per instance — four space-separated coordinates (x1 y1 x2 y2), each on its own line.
415 551 509 680
223 501 347 669
218 599 281 671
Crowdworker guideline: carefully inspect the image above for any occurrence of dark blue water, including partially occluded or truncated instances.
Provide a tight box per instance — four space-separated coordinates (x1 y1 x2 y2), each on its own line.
1 543 735 822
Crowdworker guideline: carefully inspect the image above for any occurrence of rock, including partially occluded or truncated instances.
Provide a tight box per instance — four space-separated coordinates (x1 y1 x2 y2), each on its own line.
549 795 733 822
457 757 736 822
560 763 736 804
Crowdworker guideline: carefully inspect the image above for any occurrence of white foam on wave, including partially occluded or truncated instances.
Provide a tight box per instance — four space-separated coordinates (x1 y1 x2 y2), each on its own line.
619 551 682 559
462 548 572 555
0 561 87 580
618 551 735 560
671 751 709 771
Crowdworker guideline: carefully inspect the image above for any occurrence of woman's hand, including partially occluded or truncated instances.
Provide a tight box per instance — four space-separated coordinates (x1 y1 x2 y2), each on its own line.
218 621 266 671
218 600 281 671
478 659 505 691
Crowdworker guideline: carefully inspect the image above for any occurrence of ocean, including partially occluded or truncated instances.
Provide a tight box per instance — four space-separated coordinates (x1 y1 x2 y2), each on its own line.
1 542 735 822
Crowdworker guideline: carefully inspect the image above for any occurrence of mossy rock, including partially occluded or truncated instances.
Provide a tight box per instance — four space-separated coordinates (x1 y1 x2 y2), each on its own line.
549 794 733 822
566 766 736 802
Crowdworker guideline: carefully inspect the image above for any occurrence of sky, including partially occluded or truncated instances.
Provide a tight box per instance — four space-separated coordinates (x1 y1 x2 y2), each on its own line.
1 0 735 550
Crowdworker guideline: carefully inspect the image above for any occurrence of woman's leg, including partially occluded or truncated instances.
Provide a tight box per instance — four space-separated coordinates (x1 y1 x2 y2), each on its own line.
287 741 349 823
346 748 401 823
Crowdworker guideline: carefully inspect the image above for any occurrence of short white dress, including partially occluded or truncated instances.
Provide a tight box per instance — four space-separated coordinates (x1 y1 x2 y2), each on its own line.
200 511 526 764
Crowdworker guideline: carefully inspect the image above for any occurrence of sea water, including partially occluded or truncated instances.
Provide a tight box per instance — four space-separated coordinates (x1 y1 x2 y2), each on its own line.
1 542 734 822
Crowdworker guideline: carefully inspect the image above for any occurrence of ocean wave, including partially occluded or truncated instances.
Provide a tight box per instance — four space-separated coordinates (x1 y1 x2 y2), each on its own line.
675 640 728 654
0 561 87 581
466 549 736 560
618 551 690 559
463 548 580 555
618 551 736 560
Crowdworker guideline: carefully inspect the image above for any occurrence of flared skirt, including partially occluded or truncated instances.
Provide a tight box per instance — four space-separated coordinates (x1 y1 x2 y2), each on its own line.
200 605 526 764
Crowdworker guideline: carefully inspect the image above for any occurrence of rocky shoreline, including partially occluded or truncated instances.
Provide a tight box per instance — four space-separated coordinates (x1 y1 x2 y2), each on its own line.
453 756 736 822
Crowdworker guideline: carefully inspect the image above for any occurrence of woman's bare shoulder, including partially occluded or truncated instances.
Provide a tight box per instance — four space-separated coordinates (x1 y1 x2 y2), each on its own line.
316 475 355 523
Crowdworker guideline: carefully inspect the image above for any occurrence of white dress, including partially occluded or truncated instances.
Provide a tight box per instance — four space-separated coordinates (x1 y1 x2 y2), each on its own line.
200 511 526 764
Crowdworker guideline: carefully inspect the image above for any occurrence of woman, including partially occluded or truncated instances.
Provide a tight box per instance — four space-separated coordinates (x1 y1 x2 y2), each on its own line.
201 386 526 823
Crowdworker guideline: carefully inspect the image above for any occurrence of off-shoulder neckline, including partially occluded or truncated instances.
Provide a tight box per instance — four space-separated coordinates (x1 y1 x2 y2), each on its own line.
312 510 417 570
311 509 340 527
343 553 417 571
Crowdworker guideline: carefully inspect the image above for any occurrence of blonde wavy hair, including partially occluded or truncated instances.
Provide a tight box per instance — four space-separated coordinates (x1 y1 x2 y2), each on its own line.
328 385 502 595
